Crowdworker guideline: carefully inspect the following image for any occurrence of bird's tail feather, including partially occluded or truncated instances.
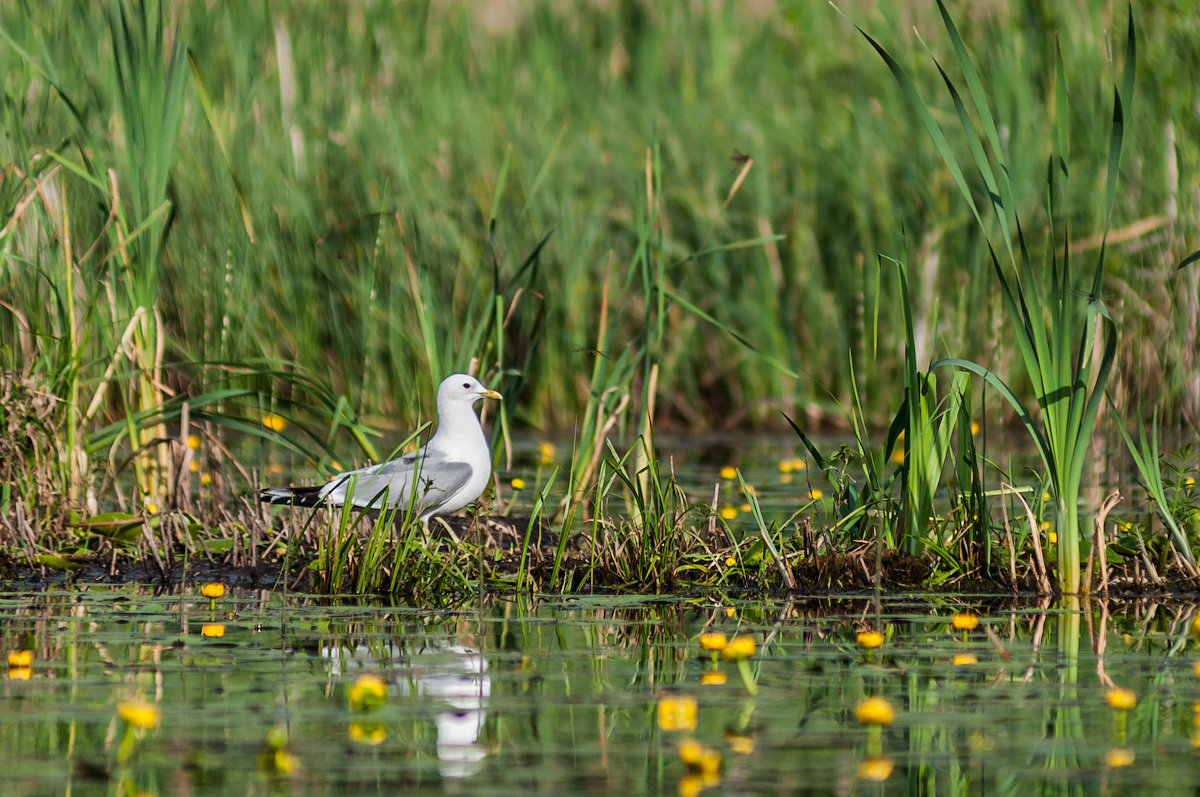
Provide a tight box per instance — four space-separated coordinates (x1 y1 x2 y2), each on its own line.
259 485 325 507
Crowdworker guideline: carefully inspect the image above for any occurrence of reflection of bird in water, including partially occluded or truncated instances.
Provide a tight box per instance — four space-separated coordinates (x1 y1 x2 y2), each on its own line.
323 641 490 778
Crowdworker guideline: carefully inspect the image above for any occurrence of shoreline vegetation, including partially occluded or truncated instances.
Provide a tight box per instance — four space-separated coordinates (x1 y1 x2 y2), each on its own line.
3 2 1200 599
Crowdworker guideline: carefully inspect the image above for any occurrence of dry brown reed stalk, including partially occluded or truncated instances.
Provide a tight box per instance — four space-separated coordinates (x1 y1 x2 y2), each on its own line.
1085 490 1121 595
999 483 1052 594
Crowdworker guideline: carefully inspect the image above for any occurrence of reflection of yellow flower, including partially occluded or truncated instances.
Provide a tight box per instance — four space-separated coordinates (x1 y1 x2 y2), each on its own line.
1106 687 1137 711
951 612 978 631
724 732 754 755
719 506 737 520
1104 747 1135 768
537 441 556 465
118 699 161 730
856 756 895 782
349 722 387 746
349 674 388 711
699 632 727 651
201 624 225 638
7 650 32 667
657 694 698 732
700 671 727 686
270 749 299 774
678 773 703 797
951 653 977 666
856 696 895 725
262 413 288 432
7 667 31 681
200 582 226 599
780 473 793 484
1193 660 1200 678
722 635 755 661
719 466 737 480
678 739 721 777
511 478 526 490
856 630 884 650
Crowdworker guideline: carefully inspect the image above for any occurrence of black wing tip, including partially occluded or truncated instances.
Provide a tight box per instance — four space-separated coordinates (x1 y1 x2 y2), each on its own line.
259 486 325 507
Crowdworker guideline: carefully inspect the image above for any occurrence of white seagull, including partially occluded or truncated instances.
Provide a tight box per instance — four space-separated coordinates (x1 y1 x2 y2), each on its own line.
259 373 502 522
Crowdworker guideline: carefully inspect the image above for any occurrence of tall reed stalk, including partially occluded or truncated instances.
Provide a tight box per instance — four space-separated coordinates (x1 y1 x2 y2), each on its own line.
860 1 1133 593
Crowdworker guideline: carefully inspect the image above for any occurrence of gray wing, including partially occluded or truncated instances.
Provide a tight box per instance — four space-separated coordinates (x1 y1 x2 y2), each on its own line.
320 452 473 514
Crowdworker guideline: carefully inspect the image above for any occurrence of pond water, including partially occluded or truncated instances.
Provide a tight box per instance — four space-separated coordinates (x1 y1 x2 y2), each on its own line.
2 586 1198 795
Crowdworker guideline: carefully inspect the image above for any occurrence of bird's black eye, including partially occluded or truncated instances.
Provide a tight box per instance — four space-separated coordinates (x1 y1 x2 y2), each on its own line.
462 382 471 389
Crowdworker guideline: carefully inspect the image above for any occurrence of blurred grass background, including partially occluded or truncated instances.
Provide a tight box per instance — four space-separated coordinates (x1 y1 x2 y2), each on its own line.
2 0 1198 438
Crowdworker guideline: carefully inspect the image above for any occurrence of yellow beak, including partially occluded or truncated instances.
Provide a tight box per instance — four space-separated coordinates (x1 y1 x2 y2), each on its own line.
481 389 503 400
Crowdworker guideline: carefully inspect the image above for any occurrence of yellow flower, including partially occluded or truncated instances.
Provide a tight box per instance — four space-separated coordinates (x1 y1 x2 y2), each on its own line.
7 650 32 667
1104 747 1135 768
738 503 751 512
201 624 225 638
855 696 895 726
951 653 977 666
719 506 738 520
200 472 212 486
856 756 895 782
724 732 754 755
349 722 387 746
189 460 200 472
807 489 823 500
200 582 226 599
1048 531 1058 544
724 556 737 568
970 421 980 436
118 699 161 730
186 434 201 449
7 666 31 681
537 441 556 465
699 632 728 651
856 631 884 650
951 612 979 631
721 635 756 661
348 673 388 711
511 477 526 490
271 749 299 774
1106 687 1137 711
145 503 158 515
657 694 698 732
1185 477 1196 488
719 466 737 480
1193 660 1200 678
779 473 793 484
262 413 288 432
725 607 736 617
1191 615 1200 638
700 671 727 686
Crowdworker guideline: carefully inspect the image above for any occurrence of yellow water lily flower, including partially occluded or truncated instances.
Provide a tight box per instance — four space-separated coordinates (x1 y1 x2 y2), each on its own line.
7 650 32 667
1106 687 1137 711
951 612 979 631
511 477 526 490
721 635 756 661
855 696 895 726
200 582 226 599
201 624 225 638
537 441 556 465
719 506 738 520
349 722 387 746
856 631 884 650
951 653 977 666
657 694 698 732
118 699 161 730
700 671 727 686
262 413 288 432
699 632 727 651
719 466 737 480
349 673 388 711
